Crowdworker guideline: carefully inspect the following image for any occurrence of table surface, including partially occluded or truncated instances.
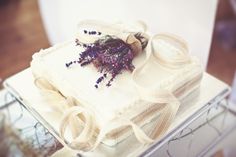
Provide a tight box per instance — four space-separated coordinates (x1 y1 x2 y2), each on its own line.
3 68 231 157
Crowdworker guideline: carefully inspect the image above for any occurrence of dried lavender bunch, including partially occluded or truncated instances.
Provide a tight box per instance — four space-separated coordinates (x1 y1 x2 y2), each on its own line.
66 32 148 88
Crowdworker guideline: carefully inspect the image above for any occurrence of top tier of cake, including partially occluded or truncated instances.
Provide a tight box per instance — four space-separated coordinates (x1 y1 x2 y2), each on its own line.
31 35 202 128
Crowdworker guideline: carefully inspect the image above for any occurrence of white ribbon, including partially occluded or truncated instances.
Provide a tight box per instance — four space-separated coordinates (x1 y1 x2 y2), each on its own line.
34 20 193 153
131 33 190 140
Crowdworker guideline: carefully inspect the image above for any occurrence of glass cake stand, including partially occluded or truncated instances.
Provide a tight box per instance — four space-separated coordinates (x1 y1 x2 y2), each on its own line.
2 68 235 157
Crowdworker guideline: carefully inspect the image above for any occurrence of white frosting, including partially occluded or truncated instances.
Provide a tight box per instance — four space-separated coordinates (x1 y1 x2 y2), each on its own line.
31 39 202 130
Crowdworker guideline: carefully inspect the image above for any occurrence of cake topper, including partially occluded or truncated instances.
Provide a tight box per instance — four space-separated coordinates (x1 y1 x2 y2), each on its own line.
66 30 148 88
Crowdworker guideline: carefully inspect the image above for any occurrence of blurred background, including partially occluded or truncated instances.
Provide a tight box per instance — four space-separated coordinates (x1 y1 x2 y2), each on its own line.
0 0 236 156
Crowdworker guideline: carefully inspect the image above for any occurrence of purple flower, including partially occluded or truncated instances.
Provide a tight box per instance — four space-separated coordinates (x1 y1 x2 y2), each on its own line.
66 34 147 88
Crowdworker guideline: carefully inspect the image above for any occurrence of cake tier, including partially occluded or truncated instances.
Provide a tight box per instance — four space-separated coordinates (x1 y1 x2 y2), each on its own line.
31 35 202 146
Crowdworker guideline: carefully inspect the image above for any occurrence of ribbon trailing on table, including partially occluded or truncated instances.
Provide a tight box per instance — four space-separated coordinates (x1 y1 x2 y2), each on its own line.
34 20 192 153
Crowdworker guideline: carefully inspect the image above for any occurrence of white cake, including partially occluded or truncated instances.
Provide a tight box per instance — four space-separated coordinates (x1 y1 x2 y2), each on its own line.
30 21 203 151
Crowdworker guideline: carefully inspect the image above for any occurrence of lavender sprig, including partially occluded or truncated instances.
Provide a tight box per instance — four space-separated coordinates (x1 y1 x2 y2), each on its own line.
66 33 147 88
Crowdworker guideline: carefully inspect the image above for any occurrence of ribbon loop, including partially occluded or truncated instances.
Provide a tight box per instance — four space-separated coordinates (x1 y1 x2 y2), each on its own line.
151 33 191 69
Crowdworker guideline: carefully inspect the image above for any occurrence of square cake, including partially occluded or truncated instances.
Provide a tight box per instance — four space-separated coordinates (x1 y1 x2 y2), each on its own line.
30 20 203 151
